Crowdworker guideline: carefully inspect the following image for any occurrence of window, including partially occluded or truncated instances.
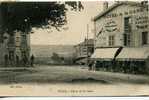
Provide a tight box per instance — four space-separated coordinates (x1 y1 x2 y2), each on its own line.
9 51 14 60
124 34 131 46
16 37 20 42
124 17 132 46
124 17 131 32
142 32 148 45
109 35 115 46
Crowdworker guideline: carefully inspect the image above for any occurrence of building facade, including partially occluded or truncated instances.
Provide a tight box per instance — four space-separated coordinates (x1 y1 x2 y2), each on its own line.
0 31 30 66
75 39 94 65
0 3 31 66
92 1 149 74
94 1 148 48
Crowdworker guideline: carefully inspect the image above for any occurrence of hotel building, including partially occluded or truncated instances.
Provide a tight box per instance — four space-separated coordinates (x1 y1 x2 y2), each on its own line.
91 1 149 74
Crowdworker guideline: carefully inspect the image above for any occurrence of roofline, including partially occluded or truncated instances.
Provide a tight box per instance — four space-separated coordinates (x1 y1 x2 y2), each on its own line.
93 1 148 21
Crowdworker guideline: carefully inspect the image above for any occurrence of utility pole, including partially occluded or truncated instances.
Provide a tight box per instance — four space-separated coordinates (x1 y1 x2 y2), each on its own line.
86 24 89 66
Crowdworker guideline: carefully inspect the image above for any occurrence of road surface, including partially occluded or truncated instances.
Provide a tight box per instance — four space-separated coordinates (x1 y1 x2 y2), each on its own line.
0 65 149 84
0 65 149 96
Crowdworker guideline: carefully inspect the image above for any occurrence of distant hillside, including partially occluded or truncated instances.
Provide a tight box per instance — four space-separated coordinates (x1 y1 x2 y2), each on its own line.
31 45 76 57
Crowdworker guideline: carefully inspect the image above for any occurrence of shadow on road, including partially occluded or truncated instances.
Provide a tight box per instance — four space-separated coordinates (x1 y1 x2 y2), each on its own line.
70 77 112 84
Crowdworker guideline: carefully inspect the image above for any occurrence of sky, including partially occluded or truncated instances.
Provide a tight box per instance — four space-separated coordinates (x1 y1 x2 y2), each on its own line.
30 1 110 45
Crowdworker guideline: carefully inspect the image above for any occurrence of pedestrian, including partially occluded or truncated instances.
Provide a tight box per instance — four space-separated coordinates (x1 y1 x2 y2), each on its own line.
23 55 28 67
16 55 19 67
88 61 93 71
4 54 8 67
92 61 96 71
9 53 14 66
30 54 35 67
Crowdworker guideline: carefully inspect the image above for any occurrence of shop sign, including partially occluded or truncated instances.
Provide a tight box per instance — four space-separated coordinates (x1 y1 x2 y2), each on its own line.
135 16 149 29
105 20 118 32
105 8 148 18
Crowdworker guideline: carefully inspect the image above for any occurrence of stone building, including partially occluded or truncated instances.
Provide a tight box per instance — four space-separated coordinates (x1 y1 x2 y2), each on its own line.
91 1 149 74
75 39 94 65
0 31 30 66
0 3 30 66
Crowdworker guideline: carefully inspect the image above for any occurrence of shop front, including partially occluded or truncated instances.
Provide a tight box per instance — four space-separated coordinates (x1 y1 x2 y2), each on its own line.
91 47 149 74
90 47 119 71
115 47 149 74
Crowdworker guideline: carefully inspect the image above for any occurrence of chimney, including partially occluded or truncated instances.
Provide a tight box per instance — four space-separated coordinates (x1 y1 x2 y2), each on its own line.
103 1 108 11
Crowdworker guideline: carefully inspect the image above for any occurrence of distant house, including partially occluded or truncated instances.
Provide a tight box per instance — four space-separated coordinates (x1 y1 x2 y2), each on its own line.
0 31 30 66
91 1 149 74
74 39 94 65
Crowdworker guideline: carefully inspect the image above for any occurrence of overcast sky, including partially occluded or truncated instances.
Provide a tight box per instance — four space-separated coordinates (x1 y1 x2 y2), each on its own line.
30 1 113 45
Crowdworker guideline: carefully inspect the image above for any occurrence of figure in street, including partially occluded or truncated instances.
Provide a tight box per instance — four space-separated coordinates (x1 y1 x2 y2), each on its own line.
88 61 93 71
92 61 96 71
4 54 8 67
16 55 19 67
23 55 28 67
30 54 35 67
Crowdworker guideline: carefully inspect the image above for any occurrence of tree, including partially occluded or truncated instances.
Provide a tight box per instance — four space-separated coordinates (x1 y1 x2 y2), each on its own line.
51 52 62 63
0 2 84 34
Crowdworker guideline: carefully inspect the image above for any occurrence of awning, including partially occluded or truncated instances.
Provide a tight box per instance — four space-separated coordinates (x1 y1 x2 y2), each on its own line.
116 47 149 61
91 48 119 60
75 58 87 64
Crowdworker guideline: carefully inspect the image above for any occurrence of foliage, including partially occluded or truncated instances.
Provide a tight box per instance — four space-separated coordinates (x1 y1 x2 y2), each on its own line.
0 2 83 34
51 52 61 62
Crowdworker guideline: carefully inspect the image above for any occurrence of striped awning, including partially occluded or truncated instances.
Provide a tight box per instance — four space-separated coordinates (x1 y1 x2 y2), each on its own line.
91 48 119 60
116 47 149 61
91 47 149 61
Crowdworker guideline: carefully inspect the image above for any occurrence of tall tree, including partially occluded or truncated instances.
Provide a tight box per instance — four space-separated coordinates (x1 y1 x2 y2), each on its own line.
0 1 84 34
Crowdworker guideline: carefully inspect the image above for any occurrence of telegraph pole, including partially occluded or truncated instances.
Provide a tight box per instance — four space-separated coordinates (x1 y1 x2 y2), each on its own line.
86 24 89 66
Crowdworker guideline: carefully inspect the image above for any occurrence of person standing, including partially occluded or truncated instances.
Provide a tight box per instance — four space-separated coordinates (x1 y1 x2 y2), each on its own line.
92 61 96 71
30 54 35 67
16 55 19 67
88 61 93 71
22 54 28 67
4 54 8 67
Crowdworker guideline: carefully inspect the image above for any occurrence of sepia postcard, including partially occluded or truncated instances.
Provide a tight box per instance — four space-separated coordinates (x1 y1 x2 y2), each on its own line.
0 0 148 96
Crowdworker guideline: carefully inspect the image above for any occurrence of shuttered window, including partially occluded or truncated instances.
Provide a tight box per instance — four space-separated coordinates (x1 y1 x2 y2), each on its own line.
124 34 130 46
109 35 115 46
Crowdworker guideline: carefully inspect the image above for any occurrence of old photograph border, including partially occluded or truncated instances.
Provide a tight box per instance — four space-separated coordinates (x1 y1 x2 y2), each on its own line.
0 0 148 97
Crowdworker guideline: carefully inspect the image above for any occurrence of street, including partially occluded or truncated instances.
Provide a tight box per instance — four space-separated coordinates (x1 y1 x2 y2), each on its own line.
0 65 149 84
0 65 149 96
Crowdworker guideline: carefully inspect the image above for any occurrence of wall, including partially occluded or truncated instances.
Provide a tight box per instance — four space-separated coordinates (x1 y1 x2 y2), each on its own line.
20 32 31 60
132 8 149 47
15 31 22 59
75 40 94 58
75 44 87 58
